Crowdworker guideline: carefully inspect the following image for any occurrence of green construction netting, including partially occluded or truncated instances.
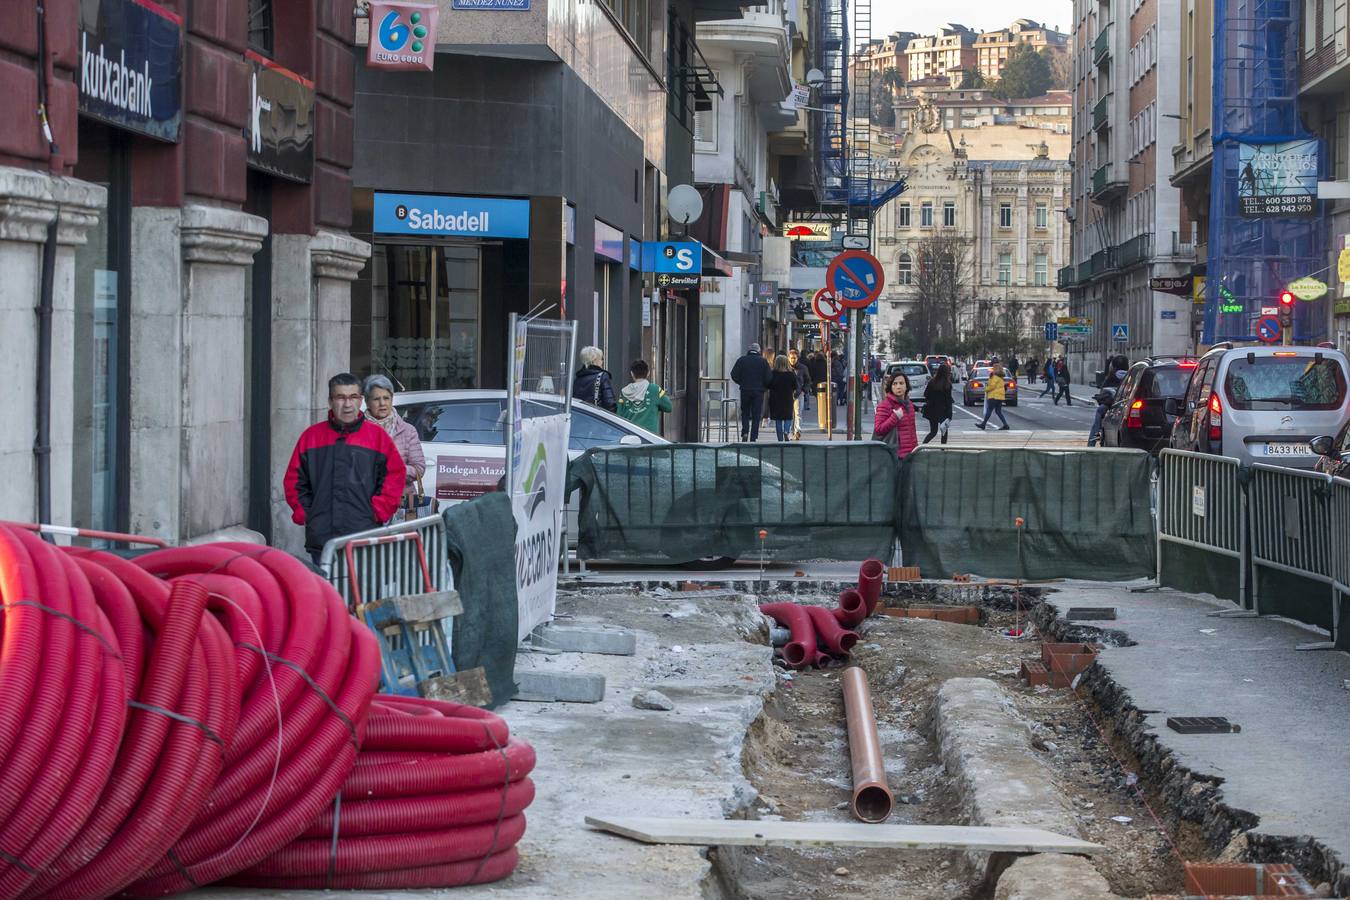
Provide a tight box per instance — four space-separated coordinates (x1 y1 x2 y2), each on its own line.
896 447 1156 581
569 443 899 565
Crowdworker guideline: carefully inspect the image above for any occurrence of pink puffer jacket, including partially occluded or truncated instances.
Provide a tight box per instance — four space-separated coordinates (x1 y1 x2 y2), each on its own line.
873 393 919 460
371 412 427 486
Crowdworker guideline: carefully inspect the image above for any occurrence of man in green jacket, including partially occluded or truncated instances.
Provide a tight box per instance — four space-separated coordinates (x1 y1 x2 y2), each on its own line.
616 359 672 434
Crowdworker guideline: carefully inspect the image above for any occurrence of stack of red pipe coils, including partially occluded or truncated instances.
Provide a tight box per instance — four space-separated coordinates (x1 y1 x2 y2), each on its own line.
761 559 885 669
0 524 532 898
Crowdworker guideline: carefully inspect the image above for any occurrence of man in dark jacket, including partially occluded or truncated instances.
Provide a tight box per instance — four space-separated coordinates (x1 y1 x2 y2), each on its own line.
807 350 831 432
730 342 771 441
285 373 407 564
787 348 810 438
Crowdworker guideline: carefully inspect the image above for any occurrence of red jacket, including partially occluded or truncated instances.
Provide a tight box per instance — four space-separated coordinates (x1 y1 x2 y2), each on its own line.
873 393 919 459
284 414 407 553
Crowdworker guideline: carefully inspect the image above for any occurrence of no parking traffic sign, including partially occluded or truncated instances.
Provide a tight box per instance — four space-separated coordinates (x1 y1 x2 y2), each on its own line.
826 250 885 309
1256 315 1282 343
812 288 843 322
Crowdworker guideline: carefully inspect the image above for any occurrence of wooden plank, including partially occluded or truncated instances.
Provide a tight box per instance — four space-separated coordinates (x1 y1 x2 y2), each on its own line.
364 589 462 625
418 666 493 706
584 816 1102 855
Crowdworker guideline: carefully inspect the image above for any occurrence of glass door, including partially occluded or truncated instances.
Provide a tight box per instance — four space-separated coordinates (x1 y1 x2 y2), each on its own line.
377 244 481 390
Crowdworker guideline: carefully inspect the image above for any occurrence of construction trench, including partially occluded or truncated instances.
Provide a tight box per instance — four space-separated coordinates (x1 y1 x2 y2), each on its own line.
525 574 1344 900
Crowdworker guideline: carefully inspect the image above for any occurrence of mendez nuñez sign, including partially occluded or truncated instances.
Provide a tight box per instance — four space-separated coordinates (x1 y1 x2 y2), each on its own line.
367 2 439 71
78 0 183 142
373 192 531 239
1237 139 1318 218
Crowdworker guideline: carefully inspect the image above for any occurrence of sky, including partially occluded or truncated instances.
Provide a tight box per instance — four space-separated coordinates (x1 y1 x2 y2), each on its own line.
868 0 1075 41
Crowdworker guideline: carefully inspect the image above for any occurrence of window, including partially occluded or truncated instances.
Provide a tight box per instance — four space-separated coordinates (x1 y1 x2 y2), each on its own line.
694 96 717 150
248 0 273 55
1224 356 1348 410
1035 202 1049 228
920 202 934 226
999 202 1013 228
569 410 637 451
1034 253 1048 285
897 253 913 284
405 400 506 445
998 253 1012 285
942 201 956 227
898 203 911 227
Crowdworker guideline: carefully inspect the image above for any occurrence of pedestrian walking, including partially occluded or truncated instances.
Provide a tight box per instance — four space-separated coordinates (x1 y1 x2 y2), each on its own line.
869 355 884 404
788 348 810 438
730 342 771 442
1008 355 1020 382
617 359 673 433
767 355 798 442
1040 357 1056 396
872 371 919 459
761 348 779 429
362 374 427 520
285 373 406 566
1088 355 1129 446
1053 358 1073 405
974 364 1011 431
831 351 847 408
808 350 832 432
922 362 954 445
1026 357 1039 384
573 346 617 412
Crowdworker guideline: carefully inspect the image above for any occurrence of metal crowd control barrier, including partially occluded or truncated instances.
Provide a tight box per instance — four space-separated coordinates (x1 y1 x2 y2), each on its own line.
1333 477 1350 649
1156 450 1248 607
320 515 459 694
1248 464 1339 649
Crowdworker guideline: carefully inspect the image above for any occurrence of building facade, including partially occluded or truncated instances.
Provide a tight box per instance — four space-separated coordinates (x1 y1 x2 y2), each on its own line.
0 0 367 552
872 124 1071 351
895 89 1072 135
1060 0 1191 382
974 19 1070 83
1169 0 1213 347
904 26 978 84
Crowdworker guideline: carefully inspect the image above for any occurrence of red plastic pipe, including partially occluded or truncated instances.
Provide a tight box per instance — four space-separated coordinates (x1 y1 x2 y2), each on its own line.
804 604 858 656
759 602 815 668
833 588 867 628
857 559 884 616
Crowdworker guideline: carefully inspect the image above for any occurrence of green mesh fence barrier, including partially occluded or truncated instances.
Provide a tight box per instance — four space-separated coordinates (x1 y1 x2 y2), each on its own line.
896 447 1156 581
569 443 899 565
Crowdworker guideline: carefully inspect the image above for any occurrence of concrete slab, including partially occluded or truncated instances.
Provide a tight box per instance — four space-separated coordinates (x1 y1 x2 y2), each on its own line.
513 670 607 703
1040 581 1350 892
531 622 637 655
994 853 1117 900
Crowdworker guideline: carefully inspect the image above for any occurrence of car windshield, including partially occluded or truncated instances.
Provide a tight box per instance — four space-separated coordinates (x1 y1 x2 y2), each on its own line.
899 364 928 376
1224 357 1347 410
971 368 991 379
1146 368 1193 398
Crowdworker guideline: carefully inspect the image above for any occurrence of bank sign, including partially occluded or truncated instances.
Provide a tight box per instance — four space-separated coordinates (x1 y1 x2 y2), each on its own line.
78 0 183 142
245 53 314 183
374 192 531 238
367 1 439 71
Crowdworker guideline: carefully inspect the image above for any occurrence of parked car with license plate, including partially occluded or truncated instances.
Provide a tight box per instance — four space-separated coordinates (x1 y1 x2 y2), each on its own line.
1165 345 1350 468
1100 357 1196 453
962 367 1018 407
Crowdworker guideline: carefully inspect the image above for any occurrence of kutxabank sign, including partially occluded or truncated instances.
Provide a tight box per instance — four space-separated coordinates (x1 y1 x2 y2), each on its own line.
78 0 183 142
1237 140 1318 218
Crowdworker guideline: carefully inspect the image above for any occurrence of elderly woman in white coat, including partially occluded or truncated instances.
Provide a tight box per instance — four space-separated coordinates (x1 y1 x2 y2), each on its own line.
362 375 427 509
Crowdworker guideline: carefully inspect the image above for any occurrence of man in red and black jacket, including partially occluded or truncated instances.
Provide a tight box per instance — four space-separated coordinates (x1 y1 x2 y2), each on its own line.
285 373 407 564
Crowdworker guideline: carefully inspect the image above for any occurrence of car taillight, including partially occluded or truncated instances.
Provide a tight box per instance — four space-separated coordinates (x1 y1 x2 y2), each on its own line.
972 381 983 389
1007 380 1016 389
1208 392 1222 442
1127 399 1144 429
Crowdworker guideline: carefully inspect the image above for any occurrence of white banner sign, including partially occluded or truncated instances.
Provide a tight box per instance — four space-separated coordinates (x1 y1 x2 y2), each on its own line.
511 413 570 642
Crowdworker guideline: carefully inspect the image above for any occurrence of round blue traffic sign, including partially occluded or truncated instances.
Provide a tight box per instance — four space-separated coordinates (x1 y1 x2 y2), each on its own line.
826 250 885 309
1256 315 1281 343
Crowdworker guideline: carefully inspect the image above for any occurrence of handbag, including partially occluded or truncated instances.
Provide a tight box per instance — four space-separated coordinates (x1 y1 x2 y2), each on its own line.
592 374 601 406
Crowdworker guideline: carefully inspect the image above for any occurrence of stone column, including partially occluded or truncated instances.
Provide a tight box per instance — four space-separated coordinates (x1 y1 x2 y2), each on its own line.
0 166 105 525
177 204 267 541
269 230 370 555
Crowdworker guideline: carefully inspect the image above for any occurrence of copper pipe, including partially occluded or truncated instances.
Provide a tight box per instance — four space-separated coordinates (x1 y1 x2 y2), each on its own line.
841 666 893 823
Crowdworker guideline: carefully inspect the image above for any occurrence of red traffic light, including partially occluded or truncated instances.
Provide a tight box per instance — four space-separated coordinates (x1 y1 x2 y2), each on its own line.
1278 290 1296 306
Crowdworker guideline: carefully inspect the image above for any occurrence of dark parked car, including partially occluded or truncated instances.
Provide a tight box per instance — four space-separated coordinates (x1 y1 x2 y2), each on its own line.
1100 357 1196 453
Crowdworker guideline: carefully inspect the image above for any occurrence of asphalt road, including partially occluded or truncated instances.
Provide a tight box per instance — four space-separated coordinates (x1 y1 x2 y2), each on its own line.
945 377 1099 437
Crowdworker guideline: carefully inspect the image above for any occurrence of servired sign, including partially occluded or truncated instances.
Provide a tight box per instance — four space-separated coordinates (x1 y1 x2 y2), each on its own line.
367 2 439 71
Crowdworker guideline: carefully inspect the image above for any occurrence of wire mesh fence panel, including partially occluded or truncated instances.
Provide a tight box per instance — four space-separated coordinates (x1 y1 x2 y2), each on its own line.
1156 450 1248 605
1248 463 1337 634
569 442 899 564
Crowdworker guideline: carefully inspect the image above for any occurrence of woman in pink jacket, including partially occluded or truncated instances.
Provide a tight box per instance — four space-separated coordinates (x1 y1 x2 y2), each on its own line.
872 371 919 459
363 375 428 513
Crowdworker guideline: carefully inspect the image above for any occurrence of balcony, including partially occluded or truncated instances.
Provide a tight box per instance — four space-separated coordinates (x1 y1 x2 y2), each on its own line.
1092 93 1112 132
1090 162 1128 203
1093 24 1111 65
1115 233 1151 269
1057 265 1078 290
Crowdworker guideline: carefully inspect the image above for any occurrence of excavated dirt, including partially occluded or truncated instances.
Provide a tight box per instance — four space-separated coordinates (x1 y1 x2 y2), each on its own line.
716 600 1199 899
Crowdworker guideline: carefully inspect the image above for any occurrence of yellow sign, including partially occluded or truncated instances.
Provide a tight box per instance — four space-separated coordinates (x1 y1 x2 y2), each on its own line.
1056 316 1092 325
1193 275 1206 305
784 221 831 241
1338 249 1350 283
1287 276 1328 300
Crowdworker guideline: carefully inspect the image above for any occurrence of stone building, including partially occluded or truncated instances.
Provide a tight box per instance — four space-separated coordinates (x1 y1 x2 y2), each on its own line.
974 19 1070 82
903 25 978 84
872 121 1072 351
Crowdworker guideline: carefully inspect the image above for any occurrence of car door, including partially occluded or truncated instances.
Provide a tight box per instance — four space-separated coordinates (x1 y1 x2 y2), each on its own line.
1102 365 1140 446
1176 359 1212 450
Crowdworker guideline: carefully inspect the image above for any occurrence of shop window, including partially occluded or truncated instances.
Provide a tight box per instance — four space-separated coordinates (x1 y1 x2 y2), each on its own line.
701 305 724 379
248 0 273 56
376 245 481 391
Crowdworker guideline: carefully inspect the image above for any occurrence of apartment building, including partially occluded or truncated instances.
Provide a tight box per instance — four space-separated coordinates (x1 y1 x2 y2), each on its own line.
858 31 918 78
1059 0 1190 381
974 19 1070 82
1169 0 1212 347
904 25 978 84
894 89 1072 135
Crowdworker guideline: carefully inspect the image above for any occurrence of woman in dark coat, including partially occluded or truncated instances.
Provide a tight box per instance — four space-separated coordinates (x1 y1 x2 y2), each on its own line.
922 362 955 444
767 355 799 441
572 345 617 412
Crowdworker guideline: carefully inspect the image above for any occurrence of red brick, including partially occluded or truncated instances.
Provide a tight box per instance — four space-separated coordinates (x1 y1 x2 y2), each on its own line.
187 0 246 53
314 33 354 106
47 0 82 71
1020 659 1049 686
182 120 245 203
0 6 39 58
317 0 355 43
185 40 250 128
130 137 183 206
314 98 352 168
314 163 352 229
272 177 314 236
0 57 47 164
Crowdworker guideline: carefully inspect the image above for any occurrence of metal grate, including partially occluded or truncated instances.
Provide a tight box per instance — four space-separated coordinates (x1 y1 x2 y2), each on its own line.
1166 716 1242 734
1066 607 1117 620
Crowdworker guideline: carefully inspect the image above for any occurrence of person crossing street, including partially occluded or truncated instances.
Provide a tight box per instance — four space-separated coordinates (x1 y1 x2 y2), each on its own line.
974 365 1011 431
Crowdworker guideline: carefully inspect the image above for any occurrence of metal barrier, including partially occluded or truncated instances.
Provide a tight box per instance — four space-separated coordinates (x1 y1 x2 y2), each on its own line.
1156 449 1248 607
700 378 738 443
1334 477 1350 650
319 515 457 694
1248 464 1338 648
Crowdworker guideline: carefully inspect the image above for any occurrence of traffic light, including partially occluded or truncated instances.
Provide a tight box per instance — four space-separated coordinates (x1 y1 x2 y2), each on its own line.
1278 290 1295 328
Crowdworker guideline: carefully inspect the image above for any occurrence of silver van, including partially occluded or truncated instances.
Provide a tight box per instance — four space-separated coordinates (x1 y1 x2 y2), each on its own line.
1166 344 1350 468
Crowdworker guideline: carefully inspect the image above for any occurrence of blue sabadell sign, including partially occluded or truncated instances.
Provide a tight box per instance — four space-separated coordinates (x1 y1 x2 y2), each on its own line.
373 193 530 239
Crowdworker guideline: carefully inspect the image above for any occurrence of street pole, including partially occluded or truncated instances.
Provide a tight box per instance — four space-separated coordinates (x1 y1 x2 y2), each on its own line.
851 308 863 439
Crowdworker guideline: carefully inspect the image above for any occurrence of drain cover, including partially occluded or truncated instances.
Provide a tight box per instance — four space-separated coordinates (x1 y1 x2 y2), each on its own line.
1066 607 1117 620
1167 716 1241 734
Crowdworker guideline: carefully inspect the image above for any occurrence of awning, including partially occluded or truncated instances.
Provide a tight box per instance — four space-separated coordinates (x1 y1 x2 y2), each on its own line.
702 245 733 276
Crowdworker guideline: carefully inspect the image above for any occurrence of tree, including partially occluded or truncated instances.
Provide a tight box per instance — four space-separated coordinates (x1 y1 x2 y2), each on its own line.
904 233 973 351
992 44 1052 99
959 68 986 89
1044 47 1072 91
880 66 905 94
